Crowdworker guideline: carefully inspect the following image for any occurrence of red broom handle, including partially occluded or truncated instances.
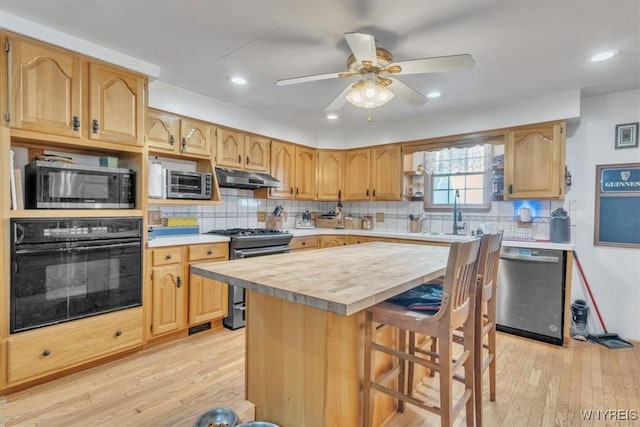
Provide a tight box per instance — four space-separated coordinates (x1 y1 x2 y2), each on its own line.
573 251 607 332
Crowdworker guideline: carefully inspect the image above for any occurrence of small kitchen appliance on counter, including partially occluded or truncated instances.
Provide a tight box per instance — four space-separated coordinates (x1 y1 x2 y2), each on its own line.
550 207 571 243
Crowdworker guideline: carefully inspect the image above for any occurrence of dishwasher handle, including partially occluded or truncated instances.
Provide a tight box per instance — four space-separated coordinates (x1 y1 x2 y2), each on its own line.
500 253 560 263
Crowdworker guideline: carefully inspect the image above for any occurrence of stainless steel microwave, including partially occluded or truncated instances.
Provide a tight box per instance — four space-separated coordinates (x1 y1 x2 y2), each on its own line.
24 161 135 208
165 169 212 200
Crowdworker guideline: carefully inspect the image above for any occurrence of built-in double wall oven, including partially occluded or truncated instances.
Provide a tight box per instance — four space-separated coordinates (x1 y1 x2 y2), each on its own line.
10 217 142 333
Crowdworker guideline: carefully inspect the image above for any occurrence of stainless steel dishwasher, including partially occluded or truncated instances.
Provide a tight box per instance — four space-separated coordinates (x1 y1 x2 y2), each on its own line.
496 246 565 345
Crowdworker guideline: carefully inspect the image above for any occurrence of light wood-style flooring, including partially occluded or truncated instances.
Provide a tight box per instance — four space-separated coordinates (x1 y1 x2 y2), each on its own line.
1 329 638 426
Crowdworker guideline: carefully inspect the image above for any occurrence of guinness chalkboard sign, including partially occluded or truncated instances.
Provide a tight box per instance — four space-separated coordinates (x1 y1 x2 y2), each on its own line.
595 163 640 248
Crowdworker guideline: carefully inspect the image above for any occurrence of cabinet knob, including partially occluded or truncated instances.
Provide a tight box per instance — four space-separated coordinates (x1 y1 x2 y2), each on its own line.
92 119 99 134
366 189 370 197
508 184 513 194
372 189 376 198
246 156 250 165
115 329 122 337
165 254 172 260
42 349 51 357
72 116 80 131
238 155 242 164
290 187 293 195
338 189 341 199
296 187 299 195
169 135 175 146
181 137 187 153
177 276 182 288
207 250 213 255
302 241 306 246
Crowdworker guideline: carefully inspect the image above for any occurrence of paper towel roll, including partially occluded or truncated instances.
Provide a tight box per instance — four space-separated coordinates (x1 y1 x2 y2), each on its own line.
148 163 164 198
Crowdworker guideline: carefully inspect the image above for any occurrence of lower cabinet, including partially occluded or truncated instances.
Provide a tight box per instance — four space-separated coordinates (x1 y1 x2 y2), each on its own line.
318 235 347 248
148 243 228 338
7 307 142 385
290 235 318 251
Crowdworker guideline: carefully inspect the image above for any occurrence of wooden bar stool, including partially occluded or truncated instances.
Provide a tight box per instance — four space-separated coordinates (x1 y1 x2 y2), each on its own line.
363 239 481 427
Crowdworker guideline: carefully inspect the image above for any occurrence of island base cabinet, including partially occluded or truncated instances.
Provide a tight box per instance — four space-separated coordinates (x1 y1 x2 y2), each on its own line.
7 308 142 385
246 291 398 427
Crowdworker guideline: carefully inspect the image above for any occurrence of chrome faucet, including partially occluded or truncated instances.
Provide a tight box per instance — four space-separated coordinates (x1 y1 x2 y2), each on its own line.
452 189 465 235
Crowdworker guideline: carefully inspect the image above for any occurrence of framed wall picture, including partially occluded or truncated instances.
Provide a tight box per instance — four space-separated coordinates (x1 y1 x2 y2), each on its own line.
615 122 638 149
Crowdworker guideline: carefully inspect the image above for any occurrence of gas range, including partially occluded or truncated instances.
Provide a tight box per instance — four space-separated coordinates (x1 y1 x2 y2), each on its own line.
205 227 293 330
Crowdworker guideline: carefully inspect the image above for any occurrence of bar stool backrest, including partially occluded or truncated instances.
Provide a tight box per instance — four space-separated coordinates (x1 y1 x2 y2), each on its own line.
478 231 503 302
441 238 482 329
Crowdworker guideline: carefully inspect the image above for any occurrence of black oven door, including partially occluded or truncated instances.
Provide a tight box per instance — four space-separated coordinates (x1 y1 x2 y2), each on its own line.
11 238 142 333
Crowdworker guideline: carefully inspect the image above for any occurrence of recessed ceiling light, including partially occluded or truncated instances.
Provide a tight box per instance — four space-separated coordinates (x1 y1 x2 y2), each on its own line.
590 51 618 62
426 91 441 99
230 76 247 85
326 113 339 120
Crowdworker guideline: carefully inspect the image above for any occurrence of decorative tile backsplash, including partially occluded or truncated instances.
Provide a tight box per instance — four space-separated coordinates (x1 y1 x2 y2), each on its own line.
152 188 577 241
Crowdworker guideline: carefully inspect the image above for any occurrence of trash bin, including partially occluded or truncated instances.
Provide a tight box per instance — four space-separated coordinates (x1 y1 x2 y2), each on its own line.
570 299 589 340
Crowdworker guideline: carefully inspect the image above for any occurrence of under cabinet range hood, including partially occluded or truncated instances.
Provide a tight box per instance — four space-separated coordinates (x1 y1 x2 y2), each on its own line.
215 167 281 189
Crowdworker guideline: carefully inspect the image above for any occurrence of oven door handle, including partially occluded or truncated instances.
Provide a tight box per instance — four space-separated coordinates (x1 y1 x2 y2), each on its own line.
15 241 140 255
234 245 290 258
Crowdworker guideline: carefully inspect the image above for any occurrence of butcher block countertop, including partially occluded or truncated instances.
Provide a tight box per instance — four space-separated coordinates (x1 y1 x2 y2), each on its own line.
191 242 449 316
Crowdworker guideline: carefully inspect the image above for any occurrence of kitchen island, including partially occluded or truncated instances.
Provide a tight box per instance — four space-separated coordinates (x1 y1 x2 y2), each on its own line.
191 242 450 427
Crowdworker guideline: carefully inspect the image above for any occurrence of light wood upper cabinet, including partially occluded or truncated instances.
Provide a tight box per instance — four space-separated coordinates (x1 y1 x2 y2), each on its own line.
344 148 371 200
269 140 296 199
180 117 215 157
504 122 566 199
147 109 179 153
295 146 316 200
216 131 270 172
317 150 344 201
244 135 270 172
8 36 82 138
89 62 145 146
216 128 244 168
344 145 402 201
371 145 403 200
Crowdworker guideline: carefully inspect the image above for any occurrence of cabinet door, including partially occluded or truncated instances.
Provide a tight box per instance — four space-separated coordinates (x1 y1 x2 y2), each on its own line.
180 118 214 157
151 264 185 335
371 145 403 201
269 140 295 199
89 62 145 146
505 123 565 199
295 146 316 200
147 109 179 153
317 150 344 201
189 274 228 324
244 135 270 172
319 235 347 248
217 128 244 168
9 36 82 138
344 148 371 200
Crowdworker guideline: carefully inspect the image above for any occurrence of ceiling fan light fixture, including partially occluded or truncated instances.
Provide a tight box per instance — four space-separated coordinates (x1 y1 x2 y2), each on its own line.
230 76 247 85
346 80 394 109
426 91 441 99
326 113 339 120
590 50 618 62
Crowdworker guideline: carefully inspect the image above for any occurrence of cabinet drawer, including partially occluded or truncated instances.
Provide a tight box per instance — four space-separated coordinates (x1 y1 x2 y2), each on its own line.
189 243 228 261
290 236 317 251
348 236 397 245
152 247 183 266
8 308 142 384
397 238 450 247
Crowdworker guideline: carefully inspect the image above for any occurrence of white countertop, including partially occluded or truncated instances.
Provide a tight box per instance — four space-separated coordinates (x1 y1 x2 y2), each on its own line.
147 234 230 248
146 228 574 251
289 227 575 251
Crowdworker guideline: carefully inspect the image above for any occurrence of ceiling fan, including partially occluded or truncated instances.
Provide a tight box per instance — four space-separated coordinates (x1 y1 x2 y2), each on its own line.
276 32 475 111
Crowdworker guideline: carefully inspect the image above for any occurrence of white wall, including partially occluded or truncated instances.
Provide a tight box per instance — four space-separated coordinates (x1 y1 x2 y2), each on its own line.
565 89 640 341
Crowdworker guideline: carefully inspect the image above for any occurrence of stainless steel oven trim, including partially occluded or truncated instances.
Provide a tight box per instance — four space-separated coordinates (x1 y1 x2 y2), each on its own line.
35 202 135 209
30 160 133 174
233 245 291 258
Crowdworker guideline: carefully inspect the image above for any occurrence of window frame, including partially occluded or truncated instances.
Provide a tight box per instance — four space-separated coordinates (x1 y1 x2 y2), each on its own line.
423 145 493 213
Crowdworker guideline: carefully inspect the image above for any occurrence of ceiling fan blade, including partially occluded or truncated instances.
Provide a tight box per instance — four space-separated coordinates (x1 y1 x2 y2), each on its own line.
325 84 356 111
344 32 377 65
387 77 428 107
276 71 344 86
385 54 475 75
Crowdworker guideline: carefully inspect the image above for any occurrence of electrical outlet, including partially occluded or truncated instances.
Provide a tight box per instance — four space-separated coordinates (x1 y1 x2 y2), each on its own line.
257 211 266 222
376 212 385 223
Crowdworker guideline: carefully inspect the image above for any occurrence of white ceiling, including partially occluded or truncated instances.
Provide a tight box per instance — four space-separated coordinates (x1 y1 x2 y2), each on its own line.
1 0 638 133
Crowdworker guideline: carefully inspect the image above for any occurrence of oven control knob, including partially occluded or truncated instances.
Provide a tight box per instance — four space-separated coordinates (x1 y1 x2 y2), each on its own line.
42 349 51 357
